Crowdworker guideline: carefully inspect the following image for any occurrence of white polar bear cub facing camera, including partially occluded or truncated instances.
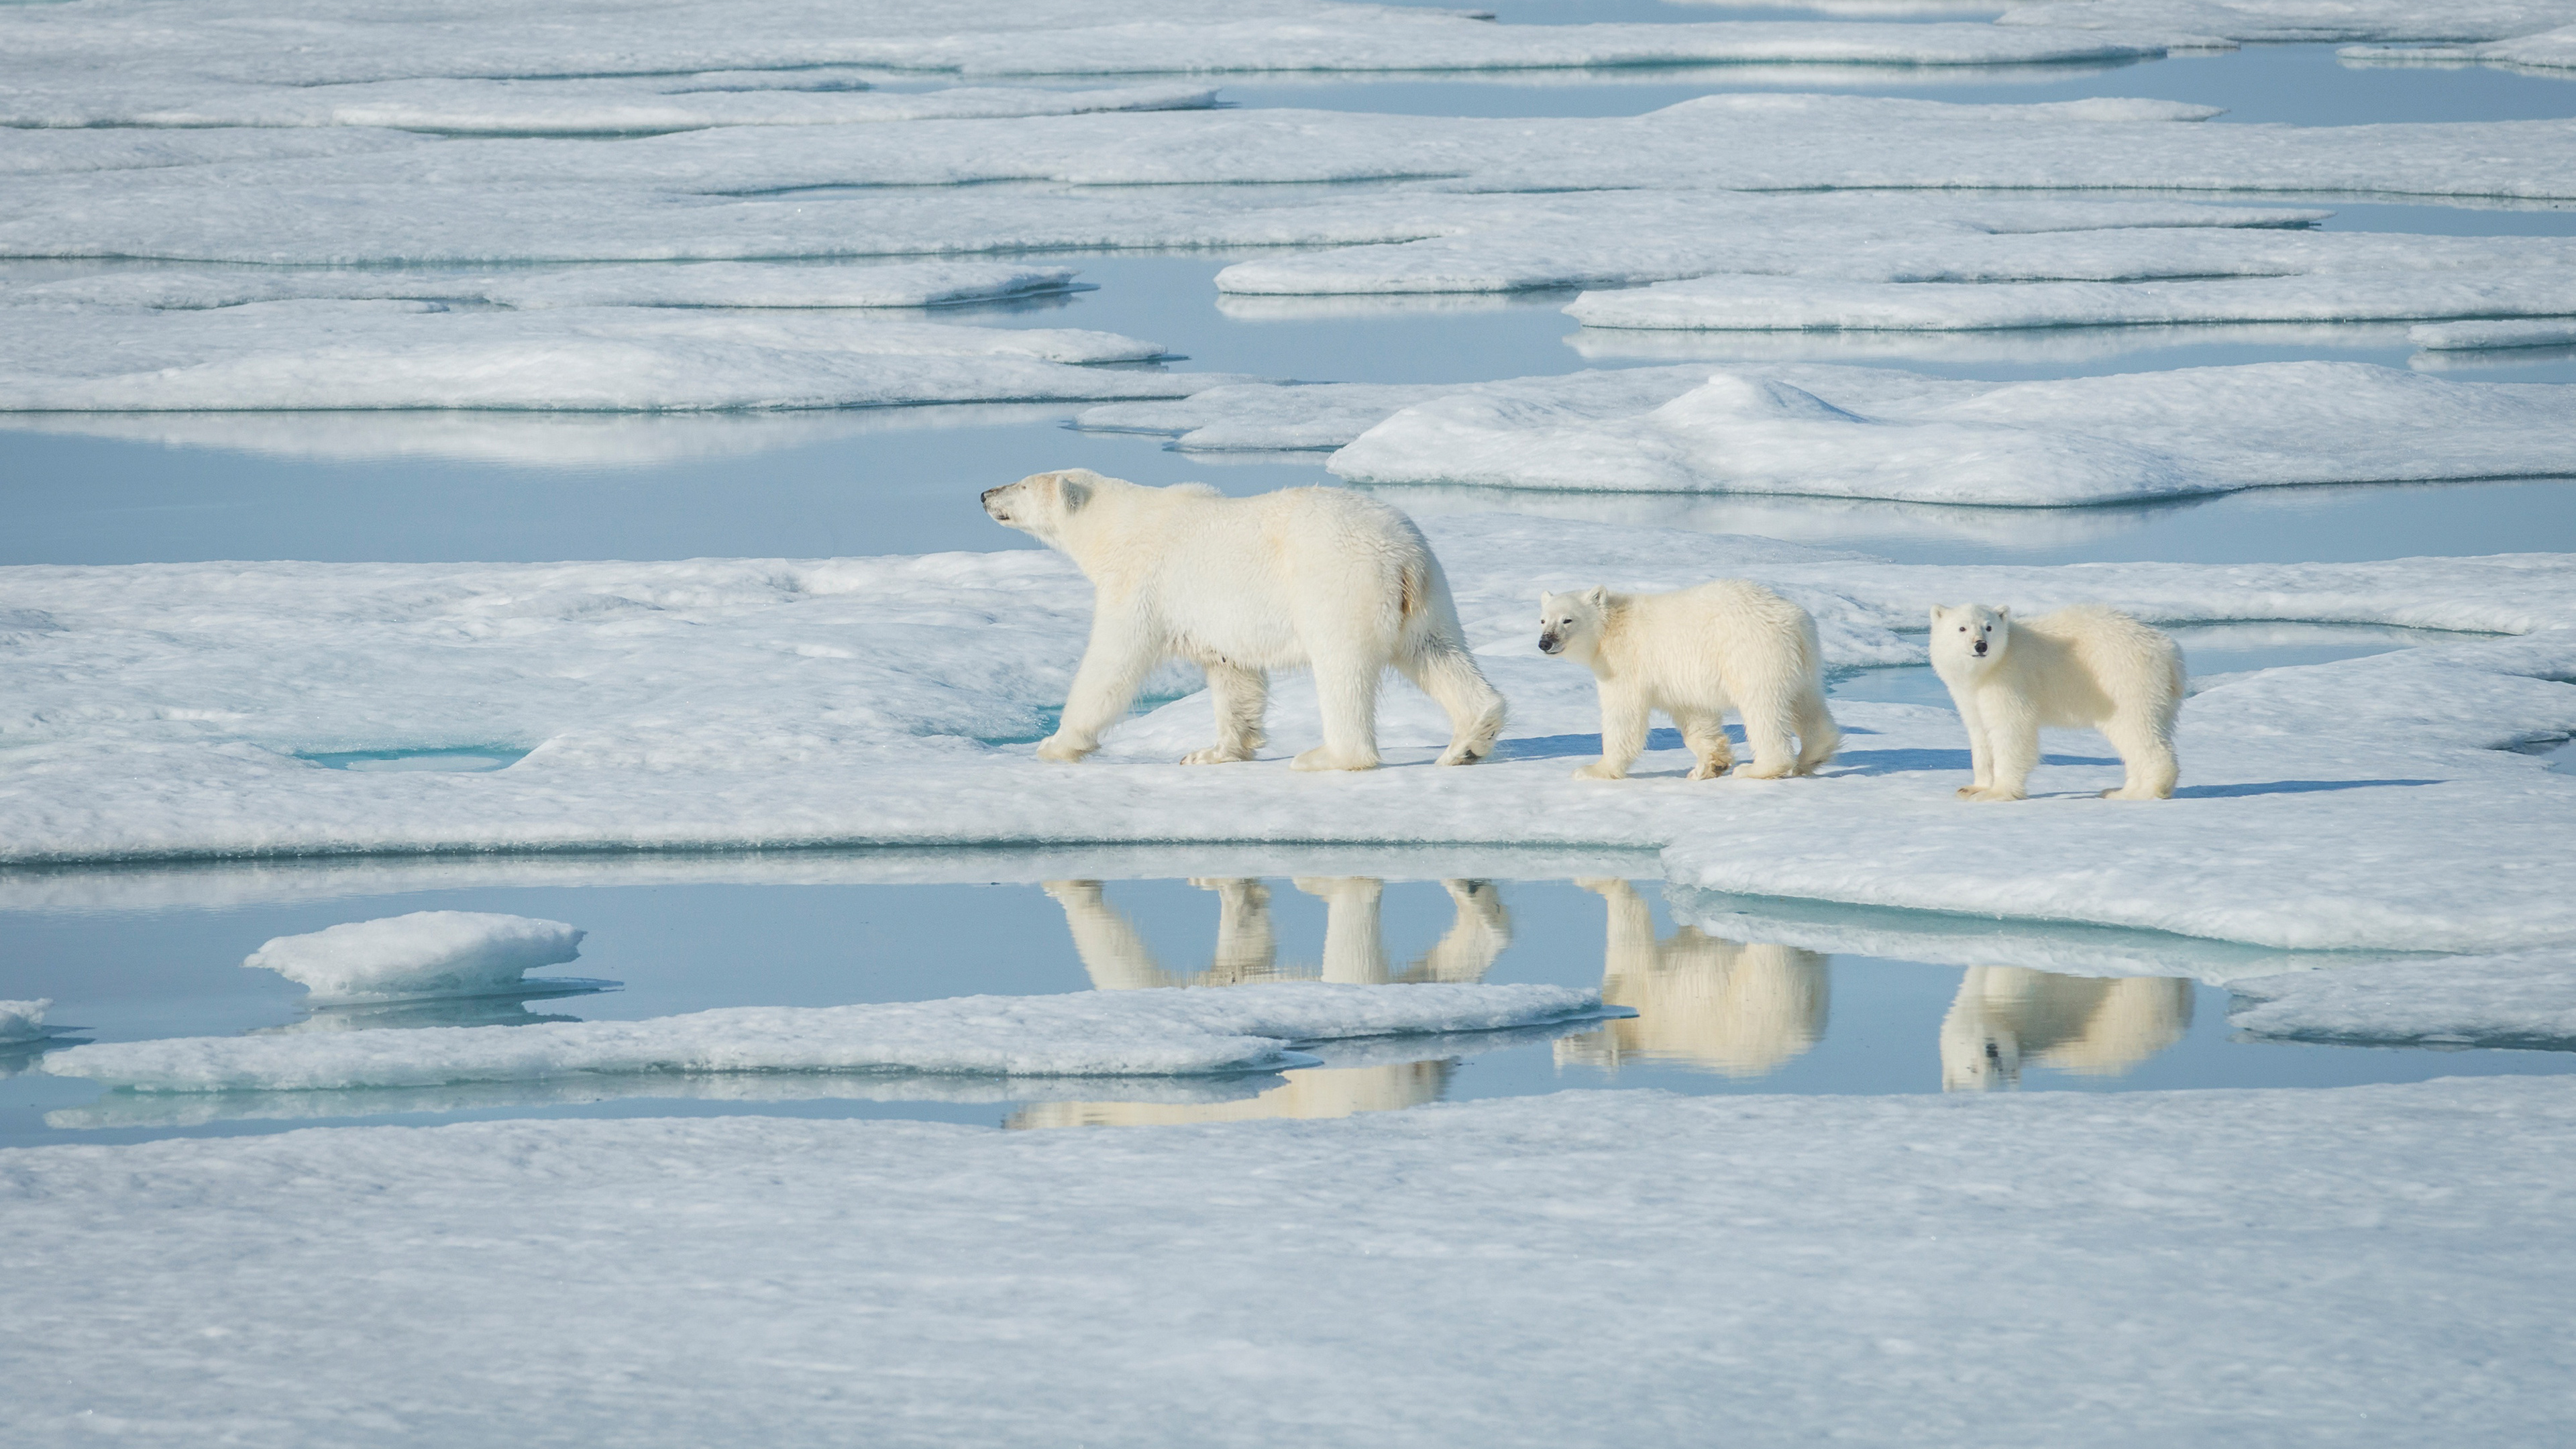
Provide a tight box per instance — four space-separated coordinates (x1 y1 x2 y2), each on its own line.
982 469 1506 771
1929 602 2183 802
1538 581 1841 782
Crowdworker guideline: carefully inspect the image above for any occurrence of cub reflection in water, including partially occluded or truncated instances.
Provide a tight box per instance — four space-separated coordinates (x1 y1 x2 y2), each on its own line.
1554 879 1827 1077
1940 966 2194 1091
1016 876 1513 1128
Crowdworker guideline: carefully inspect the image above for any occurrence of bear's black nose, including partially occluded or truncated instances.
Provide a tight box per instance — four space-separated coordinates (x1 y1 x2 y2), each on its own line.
980 486 1002 503
1973 640 1988 655
1538 635 1560 655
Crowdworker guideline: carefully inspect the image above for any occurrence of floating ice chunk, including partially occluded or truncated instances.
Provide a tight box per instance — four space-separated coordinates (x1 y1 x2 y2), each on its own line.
0 1000 54 1045
244 911 588 1004
0 302 1203 411
2003 0 2576 42
0 260 1089 313
1309 362 2576 506
2230 950 2576 1050
42 982 1615 1092
2343 20 2576 68
2410 318 2576 352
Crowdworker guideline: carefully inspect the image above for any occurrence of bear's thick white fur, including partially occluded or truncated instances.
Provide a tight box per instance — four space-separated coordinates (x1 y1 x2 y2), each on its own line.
1929 602 2183 802
1537 580 1841 782
1938 966 2194 1091
983 469 1505 771
1553 880 1827 1077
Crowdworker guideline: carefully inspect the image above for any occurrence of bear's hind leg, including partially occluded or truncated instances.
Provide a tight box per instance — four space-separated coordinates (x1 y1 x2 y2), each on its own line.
1792 688 1843 775
1399 639 1506 767
1729 683 1803 780
2098 710 2179 800
1293 652 1383 771
1182 661 1267 765
1678 708 1735 781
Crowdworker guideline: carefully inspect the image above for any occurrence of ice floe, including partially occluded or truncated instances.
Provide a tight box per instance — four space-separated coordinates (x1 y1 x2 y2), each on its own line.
2231 949 2576 1050
40 981 1614 1091
3 515 2573 954
2006 0 2576 42
0 999 54 1045
0 259 1091 312
1090 361 2576 506
2410 317 2576 351
6 1080 2576 1443
2344 21 2576 69
242 911 588 1004
0 303 1206 411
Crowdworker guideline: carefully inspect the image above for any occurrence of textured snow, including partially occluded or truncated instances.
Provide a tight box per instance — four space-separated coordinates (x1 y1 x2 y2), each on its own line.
241 911 587 1004
1091 361 2576 505
2347 20 2576 68
2008 0 2576 41
7 1079 2576 1444
2410 317 2576 351
0 259 1089 312
2231 951 2576 1049
0 303 1209 412
3 517 2573 954
0 1000 53 1046
40 982 1613 1092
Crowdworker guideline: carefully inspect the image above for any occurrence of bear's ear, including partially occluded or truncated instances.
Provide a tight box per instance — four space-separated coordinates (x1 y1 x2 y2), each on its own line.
1994 604 2010 619
1537 590 1558 610
1582 585 1607 606
1930 604 1951 623
1055 473 1091 512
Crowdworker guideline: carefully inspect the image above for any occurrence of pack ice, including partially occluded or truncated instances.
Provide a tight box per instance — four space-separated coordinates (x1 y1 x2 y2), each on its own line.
40 982 1613 1091
3 516 2572 955
1087 361 2576 506
241 911 587 1004
0 1000 55 1045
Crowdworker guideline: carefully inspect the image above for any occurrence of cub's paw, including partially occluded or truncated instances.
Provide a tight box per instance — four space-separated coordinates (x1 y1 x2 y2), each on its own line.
1179 745 1253 765
1686 760 1733 782
1435 742 1491 767
1291 747 1379 772
1034 735 1095 763
1733 763 1794 781
2101 786 2174 800
1572 761 1626 782
1955 785 1986 800
1964 786 2027 803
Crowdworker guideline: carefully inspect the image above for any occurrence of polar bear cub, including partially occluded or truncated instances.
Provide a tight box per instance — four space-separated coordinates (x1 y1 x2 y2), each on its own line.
1538 581 1840 781
1929 603 2182 802
981 469 1505 771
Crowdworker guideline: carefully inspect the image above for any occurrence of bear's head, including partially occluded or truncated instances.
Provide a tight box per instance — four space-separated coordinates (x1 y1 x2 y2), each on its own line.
1929 602 2010 674
1939 1004 2024 1092
1537 586 1609 661
981 469 1104 544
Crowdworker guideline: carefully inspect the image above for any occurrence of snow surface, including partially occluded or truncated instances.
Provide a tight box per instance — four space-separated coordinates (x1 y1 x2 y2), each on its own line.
3 516 2572 955
241 910 587 1004
1088 360 2576 505
2411 317 2576 351
7 1079 2576 1444
40 982 1613 1091
2345 20 2576 68
2231 950 2576 1049
0 1000 53 1045
0 303 1211 411
2004 0 2576 41
0 259 1090 312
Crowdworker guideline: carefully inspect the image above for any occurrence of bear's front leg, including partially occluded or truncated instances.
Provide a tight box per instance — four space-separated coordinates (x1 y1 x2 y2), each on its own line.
1953 694 1995 799
1965 696 2037 802
1576 687 1650 780
1677 709 1734 781
1293 652 1383 771
1181 661 1267 765
1043 609 1160 763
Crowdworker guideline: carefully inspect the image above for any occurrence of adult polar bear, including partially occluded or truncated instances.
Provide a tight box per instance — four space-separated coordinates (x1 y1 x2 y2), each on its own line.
982 470 1506 771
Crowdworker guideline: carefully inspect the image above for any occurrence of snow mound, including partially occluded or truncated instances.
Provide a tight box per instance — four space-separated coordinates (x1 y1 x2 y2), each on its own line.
0 999 54 1045
42 982 1615 1092
245 912 588 1004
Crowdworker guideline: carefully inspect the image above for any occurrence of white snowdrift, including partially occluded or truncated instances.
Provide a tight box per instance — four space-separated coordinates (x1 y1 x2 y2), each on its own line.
3 517 2575 955
0 302 1208 411
40 982 1613 1091
243 912 588 1004
2229 951 2576 1049
7 1081 2576 1445
1093 361 2576 506
0 1000 54 1045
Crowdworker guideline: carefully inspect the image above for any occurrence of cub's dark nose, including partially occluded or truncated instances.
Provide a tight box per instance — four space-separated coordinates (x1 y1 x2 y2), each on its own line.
1973 639 1988 656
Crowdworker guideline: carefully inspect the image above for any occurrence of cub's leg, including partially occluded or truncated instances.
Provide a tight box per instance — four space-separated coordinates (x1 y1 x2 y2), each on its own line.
1677 708 1735 781
1295 876 1389 983
1399 639 1506 767
1293 651 1383 771
1576 684 1651 780
1953 695 1995 798
1792 688 1843 775
1041 612 1161 763
1965 693 2039 802
1181 661 1267 765
1729 682 1803 780
2098 707 2180 800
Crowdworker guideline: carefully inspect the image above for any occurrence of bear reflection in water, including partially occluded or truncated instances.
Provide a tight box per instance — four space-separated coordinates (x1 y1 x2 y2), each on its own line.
1939 966 2194 1091
1553 879 1829 1077
1013 877 1513 1128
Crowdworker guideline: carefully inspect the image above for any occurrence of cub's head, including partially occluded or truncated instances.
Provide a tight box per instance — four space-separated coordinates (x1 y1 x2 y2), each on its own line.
1537 586 1609 659
1939 1011 2023 1092
981 469 1104 543
1929 603 2010 670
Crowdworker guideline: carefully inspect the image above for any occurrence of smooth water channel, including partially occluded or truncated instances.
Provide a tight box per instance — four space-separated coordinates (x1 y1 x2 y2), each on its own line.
4 28 2572 1142
7 854 2572 1148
